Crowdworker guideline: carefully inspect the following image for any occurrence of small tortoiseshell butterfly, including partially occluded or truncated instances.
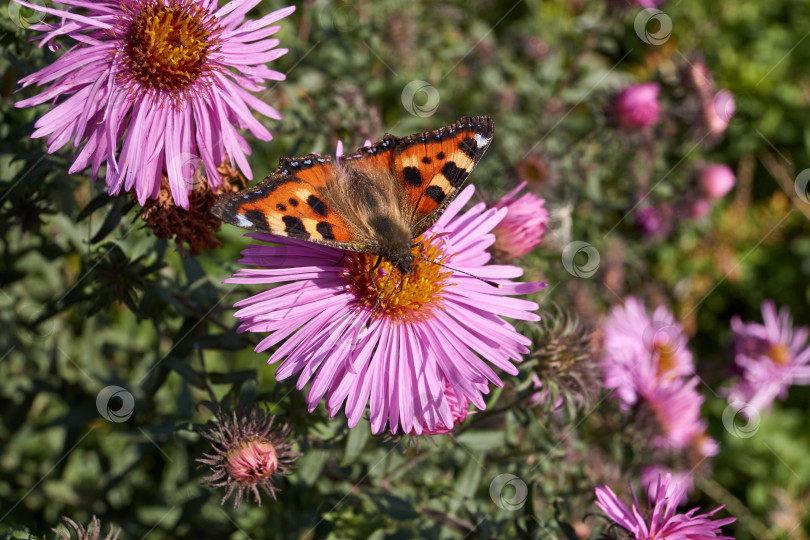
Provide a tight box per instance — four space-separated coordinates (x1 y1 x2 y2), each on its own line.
212 116 494 275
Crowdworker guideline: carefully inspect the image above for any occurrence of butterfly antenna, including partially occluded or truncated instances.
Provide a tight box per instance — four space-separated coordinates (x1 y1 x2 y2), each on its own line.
413 253 501 288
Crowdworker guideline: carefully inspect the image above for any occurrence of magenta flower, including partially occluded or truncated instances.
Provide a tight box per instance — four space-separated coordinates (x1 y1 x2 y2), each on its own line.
614 83 661 130
226 185 547 435
595 473 735 539
727 301 810 415
14 0 293 209
491 181 549 260
704 90 735 136
602 297 694 409
698 164 736 200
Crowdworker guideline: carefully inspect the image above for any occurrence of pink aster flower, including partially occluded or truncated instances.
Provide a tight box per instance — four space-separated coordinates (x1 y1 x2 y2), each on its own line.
490 181 549 261
613 83 661 130
727 301 810 415
14 0 293 209
595 473 735 539
602 297 694 409
226 185 547 435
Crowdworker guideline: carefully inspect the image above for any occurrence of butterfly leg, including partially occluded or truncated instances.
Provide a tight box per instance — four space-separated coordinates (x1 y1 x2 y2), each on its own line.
365 256 385 328
334 249 348 267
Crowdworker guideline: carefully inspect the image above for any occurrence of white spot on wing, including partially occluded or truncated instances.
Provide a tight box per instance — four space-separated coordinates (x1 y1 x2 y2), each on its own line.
475 133 489 148
235 214 252 228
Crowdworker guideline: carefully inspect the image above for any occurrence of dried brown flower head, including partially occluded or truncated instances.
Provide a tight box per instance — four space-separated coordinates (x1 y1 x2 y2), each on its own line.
136 160 244 256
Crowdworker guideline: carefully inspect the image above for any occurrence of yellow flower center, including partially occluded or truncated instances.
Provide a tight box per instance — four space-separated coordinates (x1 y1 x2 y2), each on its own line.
124 0 218 92
769 343 790 365
343 233 453 324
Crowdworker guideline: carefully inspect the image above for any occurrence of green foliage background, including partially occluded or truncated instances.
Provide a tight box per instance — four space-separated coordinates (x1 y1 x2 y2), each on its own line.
1 0 809 538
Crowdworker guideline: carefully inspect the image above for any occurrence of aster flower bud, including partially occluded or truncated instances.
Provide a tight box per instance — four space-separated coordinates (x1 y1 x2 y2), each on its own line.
53 515 120 540
198 405 298 508
698 164 736 200
490 181 549 261
524 305 599 412
613 83 661 130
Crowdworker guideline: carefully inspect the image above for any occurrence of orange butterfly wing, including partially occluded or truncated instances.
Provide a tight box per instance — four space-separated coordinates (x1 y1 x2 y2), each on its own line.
212 154 357 247
392 116 494 235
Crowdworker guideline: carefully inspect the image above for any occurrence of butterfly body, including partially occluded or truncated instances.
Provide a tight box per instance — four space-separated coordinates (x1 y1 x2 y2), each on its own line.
213 116 495 274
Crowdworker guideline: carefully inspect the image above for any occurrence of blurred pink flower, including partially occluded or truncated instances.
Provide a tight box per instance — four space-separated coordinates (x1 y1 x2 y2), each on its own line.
226 185 546 435
727 301 810 415
635 203 673 237
614 83 661 130
602 297 694 409
698 164 736 200
14 0 293 209
648 378 712 451
704 90 735 136
685 199 712 219
491 181 549 260
595 473 735 539
641 466 694 506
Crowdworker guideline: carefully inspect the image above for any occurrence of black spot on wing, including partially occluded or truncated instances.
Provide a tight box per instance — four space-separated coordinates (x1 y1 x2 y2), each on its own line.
422 157 431 164
282 215 309 238
441 161 467 187
276 203 286 211
459 136 477 160
403 166 423 187
316 221 335 240
288 198 299 207
425 185 446 203
306 194 328 217
437 152 445 160
244 209 269 230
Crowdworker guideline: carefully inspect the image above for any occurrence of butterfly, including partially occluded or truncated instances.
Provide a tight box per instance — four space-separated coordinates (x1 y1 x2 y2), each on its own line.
212 116 494 276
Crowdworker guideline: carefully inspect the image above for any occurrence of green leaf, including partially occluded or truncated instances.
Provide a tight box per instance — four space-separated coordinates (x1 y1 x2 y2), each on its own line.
340 420 370 467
